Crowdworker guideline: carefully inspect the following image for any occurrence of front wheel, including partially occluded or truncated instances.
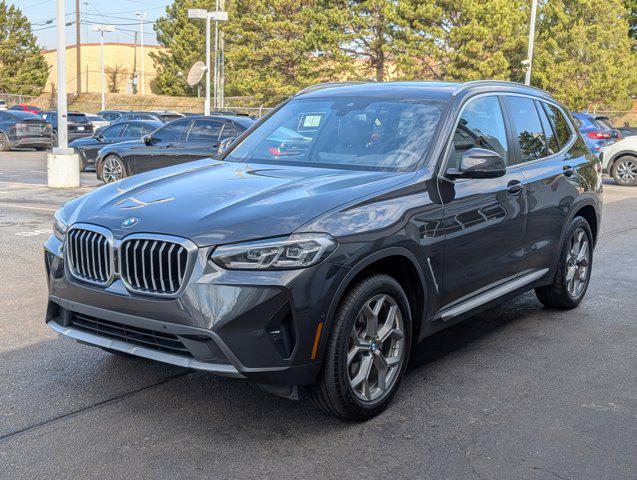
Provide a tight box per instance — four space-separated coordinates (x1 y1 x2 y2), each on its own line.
101 155 127 183
611 156 637 186
0 132 9 151
535 216 593 309
309 274 411 420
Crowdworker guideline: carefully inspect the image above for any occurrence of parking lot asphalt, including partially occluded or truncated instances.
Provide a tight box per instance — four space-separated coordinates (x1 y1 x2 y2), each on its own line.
0 152 635 480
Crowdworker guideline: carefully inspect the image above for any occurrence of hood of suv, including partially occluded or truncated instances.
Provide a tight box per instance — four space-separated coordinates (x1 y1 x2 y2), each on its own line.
64 159 415 245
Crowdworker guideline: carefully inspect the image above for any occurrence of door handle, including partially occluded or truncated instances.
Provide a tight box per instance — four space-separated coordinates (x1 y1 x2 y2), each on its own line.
563 165 575 177
507 180 524 195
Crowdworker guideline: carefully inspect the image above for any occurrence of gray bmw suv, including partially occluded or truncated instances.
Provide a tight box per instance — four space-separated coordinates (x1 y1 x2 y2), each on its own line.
45 81 602 420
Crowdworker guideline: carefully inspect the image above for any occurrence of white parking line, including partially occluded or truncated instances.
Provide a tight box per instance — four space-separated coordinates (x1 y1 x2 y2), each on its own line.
0 202 57 213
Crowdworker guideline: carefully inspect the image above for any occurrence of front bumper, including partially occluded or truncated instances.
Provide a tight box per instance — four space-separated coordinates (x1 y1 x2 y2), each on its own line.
44 234 348 386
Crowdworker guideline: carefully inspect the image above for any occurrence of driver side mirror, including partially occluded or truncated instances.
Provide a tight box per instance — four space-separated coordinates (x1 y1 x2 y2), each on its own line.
143 134 156 146
95 133 105 142
447 148 506 179
217 136 237 156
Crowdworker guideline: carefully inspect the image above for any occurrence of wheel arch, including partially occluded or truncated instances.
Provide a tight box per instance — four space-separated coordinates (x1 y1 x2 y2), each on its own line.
320 247 428 361
607 150 637 170
553 199 600 274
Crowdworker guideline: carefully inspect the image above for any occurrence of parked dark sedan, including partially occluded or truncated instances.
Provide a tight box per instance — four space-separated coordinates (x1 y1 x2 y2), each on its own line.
0 110 52 151
42 111 94 144
70 120 162 171
96 115 254 182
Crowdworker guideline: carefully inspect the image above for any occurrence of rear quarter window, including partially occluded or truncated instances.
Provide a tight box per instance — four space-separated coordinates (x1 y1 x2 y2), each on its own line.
545 104 574 148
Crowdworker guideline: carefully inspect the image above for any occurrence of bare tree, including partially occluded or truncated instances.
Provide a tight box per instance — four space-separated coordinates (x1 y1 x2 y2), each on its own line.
105 65 128 93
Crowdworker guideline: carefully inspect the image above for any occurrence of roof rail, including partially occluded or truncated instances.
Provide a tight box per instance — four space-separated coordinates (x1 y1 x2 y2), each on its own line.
452 80 554 99
294 81 373 97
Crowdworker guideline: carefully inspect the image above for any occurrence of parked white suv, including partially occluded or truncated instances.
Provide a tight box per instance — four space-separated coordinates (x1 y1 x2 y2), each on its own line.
601 136 637 186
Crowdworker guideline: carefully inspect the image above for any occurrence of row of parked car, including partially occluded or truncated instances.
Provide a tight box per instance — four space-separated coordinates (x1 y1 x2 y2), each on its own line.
1 100 636 185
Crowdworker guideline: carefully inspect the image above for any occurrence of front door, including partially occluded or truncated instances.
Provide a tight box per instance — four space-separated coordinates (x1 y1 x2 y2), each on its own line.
133 119 191 173
439 95 527 306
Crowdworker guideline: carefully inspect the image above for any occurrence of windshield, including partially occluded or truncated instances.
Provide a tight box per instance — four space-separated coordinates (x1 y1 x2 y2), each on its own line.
224 96 445 171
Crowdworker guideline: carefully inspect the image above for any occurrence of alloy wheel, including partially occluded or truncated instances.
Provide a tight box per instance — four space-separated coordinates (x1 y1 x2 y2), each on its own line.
0 134 7 151
102 157 124 183
616 159 637 183
347 294 405 402
566 227 590 298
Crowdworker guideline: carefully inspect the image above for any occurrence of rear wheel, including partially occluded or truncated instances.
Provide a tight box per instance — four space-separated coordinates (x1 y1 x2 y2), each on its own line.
0 132 9 151
535 216 593 309
309 274 411 420
611 156 637 186
101 155 127 183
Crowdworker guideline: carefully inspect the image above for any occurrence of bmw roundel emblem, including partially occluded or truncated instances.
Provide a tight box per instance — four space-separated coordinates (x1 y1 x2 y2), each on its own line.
121 217 139 228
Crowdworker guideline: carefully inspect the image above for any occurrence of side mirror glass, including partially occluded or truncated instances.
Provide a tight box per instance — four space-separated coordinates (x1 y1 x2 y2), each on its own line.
143 134 155 146
217 136 237 156
447 148 506 179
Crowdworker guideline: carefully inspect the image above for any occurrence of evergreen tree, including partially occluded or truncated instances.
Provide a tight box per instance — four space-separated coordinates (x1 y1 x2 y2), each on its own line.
337 0 398 82
533 0 636 110
394 0 527 82
151 0 213 96
225 0 349 103
0 1 49 95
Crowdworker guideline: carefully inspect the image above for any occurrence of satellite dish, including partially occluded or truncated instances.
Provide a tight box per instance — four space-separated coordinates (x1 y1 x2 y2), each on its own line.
187 61 206 86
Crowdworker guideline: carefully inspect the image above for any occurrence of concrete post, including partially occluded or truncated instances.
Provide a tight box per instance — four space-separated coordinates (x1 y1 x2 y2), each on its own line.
48 0 80 188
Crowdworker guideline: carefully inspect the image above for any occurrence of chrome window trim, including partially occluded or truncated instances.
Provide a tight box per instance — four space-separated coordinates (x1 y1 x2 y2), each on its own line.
65 223 116 287
438 91 578 181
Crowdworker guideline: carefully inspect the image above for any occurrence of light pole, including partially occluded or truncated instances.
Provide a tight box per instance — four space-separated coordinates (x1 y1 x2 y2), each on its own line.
188 9 228 115
91 24 115 110
135 12 147 95
524 0 539 86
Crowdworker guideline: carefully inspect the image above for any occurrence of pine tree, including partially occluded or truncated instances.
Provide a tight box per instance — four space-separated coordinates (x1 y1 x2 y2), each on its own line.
151 0 214 97
224 0 349 103
337 0 398 82
0 1 49 95
533 0 636 110
394 0 528 82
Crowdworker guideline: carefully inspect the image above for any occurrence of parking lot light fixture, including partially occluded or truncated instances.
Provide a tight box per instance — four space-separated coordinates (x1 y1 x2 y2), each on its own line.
187 8 228 116
90 24 115 111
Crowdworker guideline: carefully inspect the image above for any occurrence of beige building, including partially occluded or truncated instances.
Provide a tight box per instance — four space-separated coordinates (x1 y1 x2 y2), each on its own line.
42 43 168 95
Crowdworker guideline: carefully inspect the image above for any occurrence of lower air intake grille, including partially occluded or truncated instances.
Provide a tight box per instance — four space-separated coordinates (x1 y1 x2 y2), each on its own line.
66 228 112 285
120 238 189 295
70 313 192 357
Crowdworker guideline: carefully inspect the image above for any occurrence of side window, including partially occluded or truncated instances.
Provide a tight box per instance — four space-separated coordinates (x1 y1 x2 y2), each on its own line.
535 101 559 155
141 124 156 135
101 123 125 139
220 123 240 140
123 123 144 138
152 120 189 143
545 104 574 148
504 96 548 163
188 120 224 142
450 96 509 169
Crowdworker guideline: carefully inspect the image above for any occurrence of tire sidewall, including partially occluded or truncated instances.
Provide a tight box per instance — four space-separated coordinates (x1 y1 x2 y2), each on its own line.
0 132 9 151
332 276 412 418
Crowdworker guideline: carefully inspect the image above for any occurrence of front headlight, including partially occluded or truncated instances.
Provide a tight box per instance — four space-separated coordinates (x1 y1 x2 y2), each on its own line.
210 233 336 270
53 208 68 241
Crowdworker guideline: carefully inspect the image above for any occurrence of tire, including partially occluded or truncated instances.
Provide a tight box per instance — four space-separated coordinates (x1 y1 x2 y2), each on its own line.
309 274 412 421
0 132 9 151
535 216 594 309
611 156 637 186
101 155 127 183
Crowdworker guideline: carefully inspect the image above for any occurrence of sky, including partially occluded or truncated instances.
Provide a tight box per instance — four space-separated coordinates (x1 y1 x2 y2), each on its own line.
8 0 174 50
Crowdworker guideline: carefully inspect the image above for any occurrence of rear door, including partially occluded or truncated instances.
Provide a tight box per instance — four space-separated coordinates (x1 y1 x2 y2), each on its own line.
439 94 528 307
83 123 127 162
180 118 227 160
132 119 192 173
504 96 583 274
